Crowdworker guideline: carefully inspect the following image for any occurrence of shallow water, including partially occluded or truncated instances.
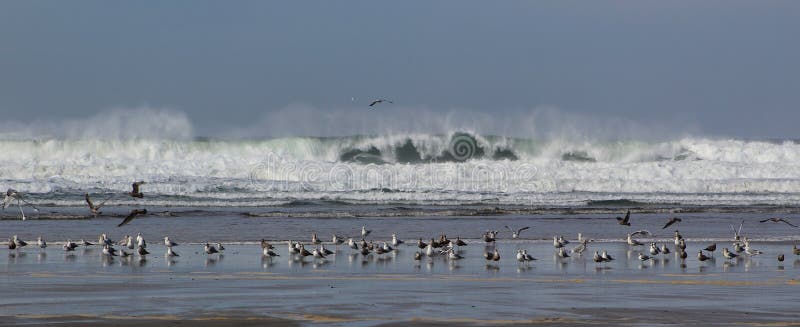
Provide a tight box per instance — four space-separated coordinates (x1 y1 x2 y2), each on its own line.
2 211 800 326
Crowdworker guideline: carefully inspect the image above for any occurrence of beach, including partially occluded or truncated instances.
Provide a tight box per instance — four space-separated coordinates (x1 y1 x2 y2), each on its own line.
2 211 799 326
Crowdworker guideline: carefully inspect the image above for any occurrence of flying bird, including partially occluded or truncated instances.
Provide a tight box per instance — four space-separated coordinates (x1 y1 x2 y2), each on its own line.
117 209 147 227
504 226 530 239
85 193 112 217
616 210 631 226
759 218 798 228
129 181 146 198
662 217 682 229
368 99 393 107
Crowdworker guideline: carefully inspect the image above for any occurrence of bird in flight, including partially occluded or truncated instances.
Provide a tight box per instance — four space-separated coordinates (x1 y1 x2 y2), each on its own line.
616 210 631 226
129 181 146 198
369 99 393 107
759 218 798 228
662 217 682 229
85 193 112 217
504 226 530 239
118 209 147 227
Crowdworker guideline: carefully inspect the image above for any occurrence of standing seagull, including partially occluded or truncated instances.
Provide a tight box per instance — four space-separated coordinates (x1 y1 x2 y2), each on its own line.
85 193 111 217
616 210 631 226
37 236 47 249
3 189 38 220
368 99 393 107
759 218 799 228
164 236 178 247
361 225 371 238
662 217 682 229
504 226 530 239
128 181 146 198
118 209 147 227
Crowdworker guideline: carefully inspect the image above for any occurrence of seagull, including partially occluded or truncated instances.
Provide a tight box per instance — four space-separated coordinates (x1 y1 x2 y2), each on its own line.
722 248 738 260
455 237 467 246
601 250 614 261
3 188 39 220
759 218 798 228
678 248 687 260
204 243 219 254
794 244 800 256
37 236 46 249
118 209 147 227
733 242 745 253
662 217 682 229
571 239 590 255
484 248 500 261
99 234 113 246
164 237 178 247
391 234 404 246
413 251 422 260
311 233 321 245
7 238 16 250
504 226 530 239
704 243 717 252
616 210 631 226
332 234 344 245
347 238 358 251
137 245 149 256
482 231 497 243
299 244 312 257
85 193 111 217
553 236 565 248
659 244 671 254
312 247 327 259
778 254 785 262
80 239 94 246
166 246 179 257
446 248 463 261
361 225 371 238
697 250 710 262
129 181 146 198
368 99 393 107
626 230 649 246
638 253 653 261
673 230 683 246
593 251 606 263
320 244 334 255
556 247 570 258
263 246 279 257
216 243 225 252
102 244 118 256
63 240 78 251
649 243 661 256
744 239 762 256
417 238 428 249
13 235 27 248
522 249 536 262
676 238 686 250
125 235 134 249
136 233 146 249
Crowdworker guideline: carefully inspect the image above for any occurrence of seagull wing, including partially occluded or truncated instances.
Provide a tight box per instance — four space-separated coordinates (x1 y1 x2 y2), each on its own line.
369 100 379 107
517 226 530 234
118 209 143 227
622 211 631 224
780 219 799 228
85 193 95 208
96 196 113 209
759 218 770 223
630 230 650 237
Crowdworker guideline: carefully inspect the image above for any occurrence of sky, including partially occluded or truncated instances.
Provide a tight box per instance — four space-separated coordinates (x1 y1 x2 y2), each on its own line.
0 1 798 139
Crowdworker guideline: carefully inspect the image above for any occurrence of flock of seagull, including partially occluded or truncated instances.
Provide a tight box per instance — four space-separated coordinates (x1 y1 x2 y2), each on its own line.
4 186 800 269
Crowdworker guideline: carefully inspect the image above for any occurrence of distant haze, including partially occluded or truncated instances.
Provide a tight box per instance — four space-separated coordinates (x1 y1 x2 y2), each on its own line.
1 1 798 139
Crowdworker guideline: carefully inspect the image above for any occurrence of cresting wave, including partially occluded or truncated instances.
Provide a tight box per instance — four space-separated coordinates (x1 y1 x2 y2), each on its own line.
2 133 800 206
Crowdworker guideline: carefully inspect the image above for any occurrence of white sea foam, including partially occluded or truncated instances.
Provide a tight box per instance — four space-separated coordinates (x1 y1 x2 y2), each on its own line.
2 134 800 206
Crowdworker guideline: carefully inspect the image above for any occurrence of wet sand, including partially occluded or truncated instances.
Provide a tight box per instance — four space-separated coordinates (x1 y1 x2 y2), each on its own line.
2 239 799 326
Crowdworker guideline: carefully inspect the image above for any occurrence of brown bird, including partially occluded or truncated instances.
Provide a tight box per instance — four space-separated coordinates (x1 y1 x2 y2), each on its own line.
85 193 111 217
616 210 631 226
759 218 798 228
778 254 785 262
118 209 147 227
662 217 682 229
129 181 146 198
697 250 710 262
704 243 717 252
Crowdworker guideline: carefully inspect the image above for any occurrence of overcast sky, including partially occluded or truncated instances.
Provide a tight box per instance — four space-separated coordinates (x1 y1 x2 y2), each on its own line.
1 1 798 139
